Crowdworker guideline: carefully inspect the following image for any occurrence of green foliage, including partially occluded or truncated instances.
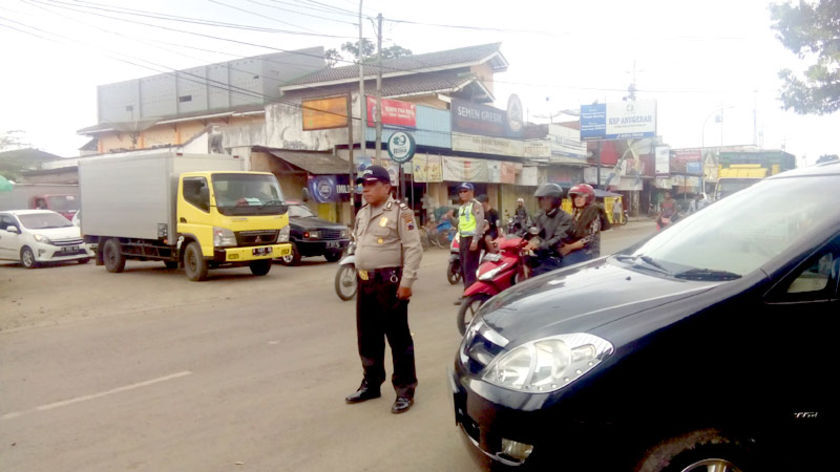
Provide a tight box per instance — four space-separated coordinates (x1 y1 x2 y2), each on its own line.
770 1 840 114
324 41 412 67
817 154 839 163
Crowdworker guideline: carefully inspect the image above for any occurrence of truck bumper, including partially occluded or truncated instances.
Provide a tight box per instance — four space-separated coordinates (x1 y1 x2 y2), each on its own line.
217 243 291 262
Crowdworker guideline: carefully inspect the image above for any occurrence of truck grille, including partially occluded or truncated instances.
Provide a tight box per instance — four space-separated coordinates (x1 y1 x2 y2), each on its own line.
235 230 278 247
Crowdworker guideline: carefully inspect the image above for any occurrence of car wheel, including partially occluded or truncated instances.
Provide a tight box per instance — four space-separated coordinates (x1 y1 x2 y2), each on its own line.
324 250 342 263
335 263 357 301
249 259 272 276
457 293 490 335
183 241 208 281
636 429 755 472
446 260 461 285
20 246 38 268
102 239 126 273
279 242 301 266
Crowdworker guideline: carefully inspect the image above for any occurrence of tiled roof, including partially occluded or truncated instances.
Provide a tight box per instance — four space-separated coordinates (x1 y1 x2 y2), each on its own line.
282 43 505 89
267 149 349 175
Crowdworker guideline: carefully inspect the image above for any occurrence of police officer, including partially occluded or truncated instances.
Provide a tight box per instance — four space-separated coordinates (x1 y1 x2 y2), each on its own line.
456 182 484 296
345 166 423 414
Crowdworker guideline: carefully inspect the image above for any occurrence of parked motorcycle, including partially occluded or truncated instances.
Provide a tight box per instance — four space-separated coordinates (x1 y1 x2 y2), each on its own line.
334 240 357 301
447 233 461 285
456 235 531 335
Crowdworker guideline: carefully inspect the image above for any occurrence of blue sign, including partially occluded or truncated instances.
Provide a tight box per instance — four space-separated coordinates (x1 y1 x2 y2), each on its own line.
580 104 607 140
308 175 337 203
580 101 657 140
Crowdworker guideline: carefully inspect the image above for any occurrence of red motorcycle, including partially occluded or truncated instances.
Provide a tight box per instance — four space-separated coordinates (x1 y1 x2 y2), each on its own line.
456 235 531 335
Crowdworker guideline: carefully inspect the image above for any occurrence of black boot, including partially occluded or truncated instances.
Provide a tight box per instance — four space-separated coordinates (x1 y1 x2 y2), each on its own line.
345 380 381 404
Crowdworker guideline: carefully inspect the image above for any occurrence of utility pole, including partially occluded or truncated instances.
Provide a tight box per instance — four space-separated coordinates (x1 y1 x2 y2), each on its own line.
358 0 366 167
347 94 355 221
374 13 383 165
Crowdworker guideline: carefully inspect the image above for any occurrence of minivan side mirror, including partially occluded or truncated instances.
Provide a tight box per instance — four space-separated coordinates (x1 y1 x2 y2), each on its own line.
7 226 20 234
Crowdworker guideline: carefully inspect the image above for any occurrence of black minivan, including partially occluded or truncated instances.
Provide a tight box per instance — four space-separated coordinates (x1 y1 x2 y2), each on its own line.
452 161 839 471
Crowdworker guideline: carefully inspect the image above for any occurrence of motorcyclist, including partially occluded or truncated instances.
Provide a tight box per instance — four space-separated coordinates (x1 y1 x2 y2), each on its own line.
525 183 574 276
510 198 531 235
560 183 609 266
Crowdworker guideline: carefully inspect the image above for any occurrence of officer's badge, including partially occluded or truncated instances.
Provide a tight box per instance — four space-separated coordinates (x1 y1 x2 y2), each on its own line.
379 217 388 227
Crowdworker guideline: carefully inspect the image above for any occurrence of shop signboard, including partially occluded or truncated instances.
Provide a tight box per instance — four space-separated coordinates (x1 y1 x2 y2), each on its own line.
548 124 587 159
672 148 703 174
366 96 416 128
442 156 491 183
386 131 416 163
581 100 657 140
451 98 523 138
524 139 551 160
451 132 525 157
307 175 338 203
302 95 348 130
413 154 443 183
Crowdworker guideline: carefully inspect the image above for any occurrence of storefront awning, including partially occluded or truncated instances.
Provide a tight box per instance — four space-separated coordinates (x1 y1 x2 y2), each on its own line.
269 150 350 175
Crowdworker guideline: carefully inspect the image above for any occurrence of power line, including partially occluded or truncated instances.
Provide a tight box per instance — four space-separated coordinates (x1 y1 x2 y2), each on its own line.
206 0 321 33
247 0 362 25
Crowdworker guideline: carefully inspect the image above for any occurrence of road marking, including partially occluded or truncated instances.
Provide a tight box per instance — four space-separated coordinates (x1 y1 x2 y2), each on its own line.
1 371 193 421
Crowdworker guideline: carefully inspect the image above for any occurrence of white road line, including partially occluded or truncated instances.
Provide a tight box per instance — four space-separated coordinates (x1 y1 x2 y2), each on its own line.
1 371 193 421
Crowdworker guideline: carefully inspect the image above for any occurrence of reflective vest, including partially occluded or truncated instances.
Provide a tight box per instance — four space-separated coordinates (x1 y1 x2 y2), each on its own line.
459 202 477 236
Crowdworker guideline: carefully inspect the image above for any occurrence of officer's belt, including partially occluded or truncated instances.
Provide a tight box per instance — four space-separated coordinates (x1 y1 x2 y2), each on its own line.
358 267 402 283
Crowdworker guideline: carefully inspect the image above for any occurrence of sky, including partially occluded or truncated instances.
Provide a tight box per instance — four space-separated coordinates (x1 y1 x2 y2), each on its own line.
1 0 837 166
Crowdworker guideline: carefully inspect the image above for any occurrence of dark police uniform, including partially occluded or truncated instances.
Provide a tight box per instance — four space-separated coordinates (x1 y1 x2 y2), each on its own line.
352 195 423 405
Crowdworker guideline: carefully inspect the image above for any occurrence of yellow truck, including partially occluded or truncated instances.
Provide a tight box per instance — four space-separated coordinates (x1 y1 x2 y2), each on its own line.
79 150 291 281
715 150 795 199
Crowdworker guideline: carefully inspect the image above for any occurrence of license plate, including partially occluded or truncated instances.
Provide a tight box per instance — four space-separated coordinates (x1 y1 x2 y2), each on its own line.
326 241 340 249
252 247 272 256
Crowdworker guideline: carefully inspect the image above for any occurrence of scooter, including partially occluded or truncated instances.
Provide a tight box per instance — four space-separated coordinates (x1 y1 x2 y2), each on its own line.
334 240 357 301
447 233 461 285
456 235 531 335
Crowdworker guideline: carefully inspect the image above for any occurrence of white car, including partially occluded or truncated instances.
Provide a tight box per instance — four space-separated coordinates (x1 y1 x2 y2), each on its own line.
0 210 94 268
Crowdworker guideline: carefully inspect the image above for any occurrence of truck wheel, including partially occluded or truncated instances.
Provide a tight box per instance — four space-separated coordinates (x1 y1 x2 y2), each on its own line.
183 242 208 281
279 242 301 266
102 239 126 273
20 247 39 268
249 259 272 276
163 261 178 269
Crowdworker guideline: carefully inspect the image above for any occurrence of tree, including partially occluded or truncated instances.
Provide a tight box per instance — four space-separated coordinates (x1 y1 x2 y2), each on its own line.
0 129 27 151
324 40 412 67
817 153 839 163
770 1 840 114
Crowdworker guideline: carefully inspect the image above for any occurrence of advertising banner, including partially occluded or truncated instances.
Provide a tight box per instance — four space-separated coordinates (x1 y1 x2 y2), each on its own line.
451 98 522 138
307 175 338 203
302 96 348 130
451 132 525 157
672 149 702 174
366 96 416 128
412 154 443 183
655 146 671 175
581 100 657 140
442 156 491 183
524 139 551 160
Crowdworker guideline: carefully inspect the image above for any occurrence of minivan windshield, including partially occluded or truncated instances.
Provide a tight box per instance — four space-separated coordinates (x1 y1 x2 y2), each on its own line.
19 212 74 229
212 173 286 216
625 175 838 279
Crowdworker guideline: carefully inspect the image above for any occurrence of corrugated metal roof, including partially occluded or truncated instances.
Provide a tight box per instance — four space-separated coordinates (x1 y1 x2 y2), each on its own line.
268 150 349 175
282 43 505 89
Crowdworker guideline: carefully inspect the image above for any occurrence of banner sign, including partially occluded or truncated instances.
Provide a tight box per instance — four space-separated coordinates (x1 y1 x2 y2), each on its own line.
366 96 416 128
451 98 522 138
581 100 657 140
672 149 703 174
413 154 443 183
549 124 587 159
387 131 416 163
655 146 671 175
302 96 348 130
524 139 551 160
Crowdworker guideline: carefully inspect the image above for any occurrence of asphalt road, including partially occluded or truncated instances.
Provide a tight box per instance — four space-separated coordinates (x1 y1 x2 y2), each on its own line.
0 221 656 472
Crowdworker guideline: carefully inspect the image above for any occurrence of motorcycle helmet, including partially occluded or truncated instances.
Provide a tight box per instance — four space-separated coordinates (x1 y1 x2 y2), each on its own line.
533 182 565 199
569 183 595 206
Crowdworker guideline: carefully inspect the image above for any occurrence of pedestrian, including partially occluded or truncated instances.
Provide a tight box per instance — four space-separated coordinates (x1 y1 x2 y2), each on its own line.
477 194 500 252
513 197 531 234
345 165 423 414
455 182 484 301
612 198 624 225
560 183 608 266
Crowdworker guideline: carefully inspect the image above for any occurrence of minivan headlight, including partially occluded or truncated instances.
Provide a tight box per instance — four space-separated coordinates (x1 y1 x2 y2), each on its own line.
213 227 237 247
33 234 53 245
482 333 613 393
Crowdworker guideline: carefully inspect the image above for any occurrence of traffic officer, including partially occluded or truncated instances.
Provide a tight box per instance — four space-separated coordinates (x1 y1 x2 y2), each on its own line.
456 182 484 299
345 165 423 414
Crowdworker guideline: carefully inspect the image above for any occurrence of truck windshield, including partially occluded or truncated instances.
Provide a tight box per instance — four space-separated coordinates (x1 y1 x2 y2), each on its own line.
212 173 286 216
19 212 74 229
716 179 758 199
624 175 839 278
45 195 80 212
